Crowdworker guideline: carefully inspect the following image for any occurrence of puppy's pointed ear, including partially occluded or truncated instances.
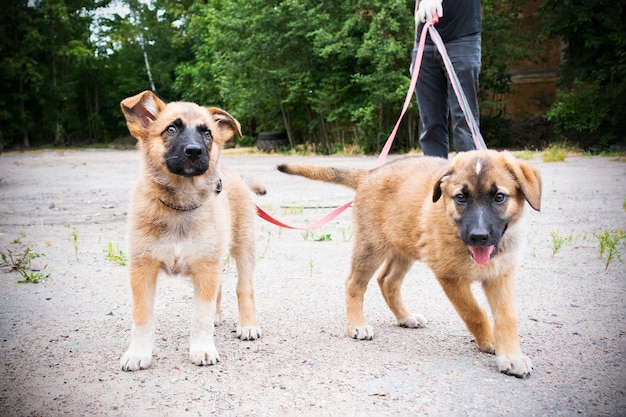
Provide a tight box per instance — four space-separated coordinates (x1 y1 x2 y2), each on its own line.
208 107 242 144
502 152 542 211
120 91 166 139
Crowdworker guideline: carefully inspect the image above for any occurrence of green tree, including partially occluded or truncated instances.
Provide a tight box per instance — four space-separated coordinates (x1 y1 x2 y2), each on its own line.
0 0 101 147
176 0 416 153
540 0 626 145
0 1 47 147
90 0 194 139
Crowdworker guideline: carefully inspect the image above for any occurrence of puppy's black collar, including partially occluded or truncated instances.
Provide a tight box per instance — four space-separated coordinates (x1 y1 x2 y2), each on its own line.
215 178 222 194
158 177 222 211
159 198 202 212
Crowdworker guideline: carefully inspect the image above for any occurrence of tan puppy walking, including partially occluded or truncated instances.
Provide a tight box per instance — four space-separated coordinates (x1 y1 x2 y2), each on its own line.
119 91 263 371
279 150 541 378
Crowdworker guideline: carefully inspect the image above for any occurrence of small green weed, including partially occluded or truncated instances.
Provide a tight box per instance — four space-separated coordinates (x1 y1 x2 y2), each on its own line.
514 150 534 160
65 225 79 260
302 231 332 241
71 228 79 261
104 242 127 266
1 248 49 283
260 231 273 258
282 205 305 215
596 230 626 270
314 233 332 242
339 226 353 241
12 231 26 244
542 145 568 162
550 231 572 256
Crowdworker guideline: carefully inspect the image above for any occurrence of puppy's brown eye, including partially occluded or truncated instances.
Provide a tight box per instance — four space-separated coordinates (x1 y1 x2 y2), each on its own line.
203 129 212 140
166 125 177 136
454 193 466 205
494 193 507 204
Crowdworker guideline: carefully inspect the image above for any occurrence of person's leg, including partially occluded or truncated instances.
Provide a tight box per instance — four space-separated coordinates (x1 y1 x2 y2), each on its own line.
446 34 482 152
414 46 450 158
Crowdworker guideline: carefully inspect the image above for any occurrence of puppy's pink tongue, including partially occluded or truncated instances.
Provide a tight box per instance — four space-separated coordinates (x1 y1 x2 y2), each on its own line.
469 245 494 265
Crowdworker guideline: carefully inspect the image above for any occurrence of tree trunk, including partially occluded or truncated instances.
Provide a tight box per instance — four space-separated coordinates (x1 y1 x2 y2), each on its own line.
377 104 383 151
140 36 156 92
18 76 30 148
279 101 294 148
51 58 63 146
407 112 415 150
320 117 330 155
85 86 95 142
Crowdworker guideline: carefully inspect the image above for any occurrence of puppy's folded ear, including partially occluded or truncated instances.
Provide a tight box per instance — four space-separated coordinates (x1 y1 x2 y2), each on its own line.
503 152 542 211
433 166 454 203
120 91 166 139
208 107 242 144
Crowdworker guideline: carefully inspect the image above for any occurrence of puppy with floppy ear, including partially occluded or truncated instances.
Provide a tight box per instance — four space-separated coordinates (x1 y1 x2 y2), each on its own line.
278 150 541 378
119 91 264 371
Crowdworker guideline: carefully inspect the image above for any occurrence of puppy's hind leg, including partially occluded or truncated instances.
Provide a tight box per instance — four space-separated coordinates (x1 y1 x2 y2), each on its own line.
346 244 384 340
377 254 427 329
120 259 160 371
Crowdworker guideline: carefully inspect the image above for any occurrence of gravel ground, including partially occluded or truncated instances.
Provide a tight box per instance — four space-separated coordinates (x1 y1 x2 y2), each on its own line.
0 148 624 416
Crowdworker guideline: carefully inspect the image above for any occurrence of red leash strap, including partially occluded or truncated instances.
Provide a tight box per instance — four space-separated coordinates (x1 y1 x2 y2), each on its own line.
256 200 354 230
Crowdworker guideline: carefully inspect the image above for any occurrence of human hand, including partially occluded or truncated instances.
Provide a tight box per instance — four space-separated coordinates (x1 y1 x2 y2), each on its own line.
416 0 443 23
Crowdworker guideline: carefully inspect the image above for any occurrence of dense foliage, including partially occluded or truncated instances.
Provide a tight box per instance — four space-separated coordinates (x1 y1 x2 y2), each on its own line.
540 0 626 146
0 0 586 153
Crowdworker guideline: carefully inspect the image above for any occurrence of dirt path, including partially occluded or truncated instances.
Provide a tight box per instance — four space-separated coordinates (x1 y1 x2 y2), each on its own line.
0 149 624 416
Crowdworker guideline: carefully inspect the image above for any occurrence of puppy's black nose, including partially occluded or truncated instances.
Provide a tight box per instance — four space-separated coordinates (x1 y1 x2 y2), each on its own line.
468 229 489 245
184 144 203 160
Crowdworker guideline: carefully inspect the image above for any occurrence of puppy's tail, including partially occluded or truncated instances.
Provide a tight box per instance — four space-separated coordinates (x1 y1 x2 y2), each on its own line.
242 176 267 195
277 164 366 190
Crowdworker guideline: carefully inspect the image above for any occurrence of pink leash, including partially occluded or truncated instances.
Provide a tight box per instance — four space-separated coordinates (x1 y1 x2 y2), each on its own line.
256 15 483 230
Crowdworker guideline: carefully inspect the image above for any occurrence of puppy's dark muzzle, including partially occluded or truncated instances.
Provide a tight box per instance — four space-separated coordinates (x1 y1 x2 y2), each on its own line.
459 205 507 265
166 138 210 177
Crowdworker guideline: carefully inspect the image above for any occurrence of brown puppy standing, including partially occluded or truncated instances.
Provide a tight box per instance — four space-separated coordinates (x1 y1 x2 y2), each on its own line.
119 91 263 371
278 150 541 378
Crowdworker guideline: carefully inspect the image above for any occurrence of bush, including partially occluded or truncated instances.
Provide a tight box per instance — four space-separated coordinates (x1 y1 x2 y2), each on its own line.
545 80 626 147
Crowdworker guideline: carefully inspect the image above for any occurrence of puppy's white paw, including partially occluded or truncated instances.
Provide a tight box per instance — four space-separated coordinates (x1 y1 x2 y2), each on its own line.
237 325 263 340
398 314 427 328
189 345 220 366
348 325 374 340
120 323 154 371
496 354 533 378
120 346 153 371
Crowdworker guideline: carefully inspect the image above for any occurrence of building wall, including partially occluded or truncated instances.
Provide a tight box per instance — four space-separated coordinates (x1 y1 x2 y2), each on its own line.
504 0 561 116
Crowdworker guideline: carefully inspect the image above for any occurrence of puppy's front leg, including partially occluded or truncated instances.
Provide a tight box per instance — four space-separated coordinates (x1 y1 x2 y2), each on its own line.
482 275 532 378
437 278 495 354
232 249 262 340
120 259 160 371
189 261 221 366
